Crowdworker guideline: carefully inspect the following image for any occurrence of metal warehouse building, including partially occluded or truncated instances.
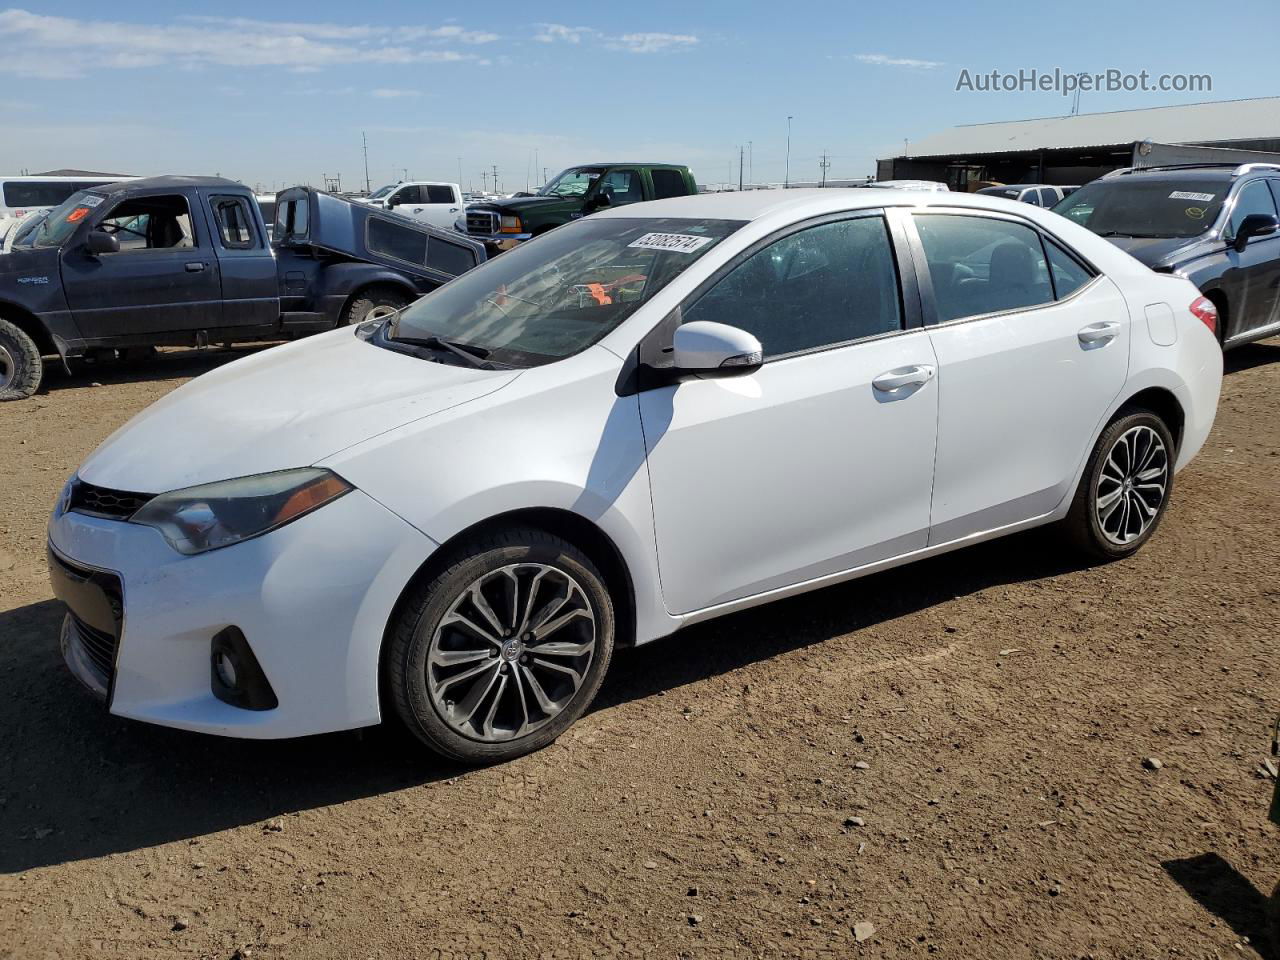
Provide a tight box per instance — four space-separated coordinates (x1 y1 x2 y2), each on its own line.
878 96 1280 190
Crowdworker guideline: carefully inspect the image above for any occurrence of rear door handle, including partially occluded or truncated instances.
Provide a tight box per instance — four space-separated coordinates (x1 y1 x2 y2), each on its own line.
872 364 935 393
185 262 206 272
1077 321 1120 345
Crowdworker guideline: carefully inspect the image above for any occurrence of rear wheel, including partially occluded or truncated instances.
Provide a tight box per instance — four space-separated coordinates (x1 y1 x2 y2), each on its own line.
0 318 43 401
386 528 615 764
342 287 409 326
1062 408 1175 561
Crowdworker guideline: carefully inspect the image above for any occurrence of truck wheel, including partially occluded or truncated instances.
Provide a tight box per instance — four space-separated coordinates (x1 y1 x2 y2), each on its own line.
0 318 43 401
342 288 409 326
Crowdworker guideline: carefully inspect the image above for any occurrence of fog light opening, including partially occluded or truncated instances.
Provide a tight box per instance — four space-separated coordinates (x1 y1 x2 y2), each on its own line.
210 627 278 711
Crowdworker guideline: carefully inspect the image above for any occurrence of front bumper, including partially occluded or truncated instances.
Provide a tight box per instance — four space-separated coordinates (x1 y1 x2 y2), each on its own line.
47 487 438 739
459 230 531 253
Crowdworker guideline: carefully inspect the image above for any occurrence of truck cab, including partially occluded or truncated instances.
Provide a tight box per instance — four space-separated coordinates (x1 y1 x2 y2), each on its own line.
360 181 463 230
459 163 697 254
0 176 484 401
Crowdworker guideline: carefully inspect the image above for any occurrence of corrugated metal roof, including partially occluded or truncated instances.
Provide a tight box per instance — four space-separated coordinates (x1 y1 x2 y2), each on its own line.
903 97 1280 158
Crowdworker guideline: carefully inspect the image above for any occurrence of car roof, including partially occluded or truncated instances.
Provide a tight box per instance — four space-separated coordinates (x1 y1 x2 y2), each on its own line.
564 163 686 169
87 175 245 195
1109 167 1235 183
593 187 1050 222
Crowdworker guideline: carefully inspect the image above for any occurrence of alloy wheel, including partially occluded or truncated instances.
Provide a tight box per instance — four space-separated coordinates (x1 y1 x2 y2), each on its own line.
426 563 596 743
1095 424 1169 545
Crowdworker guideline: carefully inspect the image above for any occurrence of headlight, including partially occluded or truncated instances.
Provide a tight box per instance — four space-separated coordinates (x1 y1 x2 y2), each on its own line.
129 468 352 555
499 215 522 234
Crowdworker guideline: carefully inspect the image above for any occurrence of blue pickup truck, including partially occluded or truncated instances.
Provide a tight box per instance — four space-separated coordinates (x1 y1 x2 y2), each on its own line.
0 176 485 401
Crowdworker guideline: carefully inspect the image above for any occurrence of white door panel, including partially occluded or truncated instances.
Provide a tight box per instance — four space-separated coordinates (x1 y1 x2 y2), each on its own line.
640 331 939 615
926 277 1130 543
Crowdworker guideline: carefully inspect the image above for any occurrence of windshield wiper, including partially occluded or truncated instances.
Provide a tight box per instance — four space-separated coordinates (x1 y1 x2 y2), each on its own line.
1097 231 1165 239
392 334 496 370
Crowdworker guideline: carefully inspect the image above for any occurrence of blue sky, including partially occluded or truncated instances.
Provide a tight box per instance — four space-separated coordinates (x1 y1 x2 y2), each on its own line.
2 0 1277 192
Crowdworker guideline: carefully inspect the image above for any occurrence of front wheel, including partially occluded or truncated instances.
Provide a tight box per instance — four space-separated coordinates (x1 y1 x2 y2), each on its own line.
0 317 43 401
342 287 409 326
1062 408 1175 561
386 528 615 764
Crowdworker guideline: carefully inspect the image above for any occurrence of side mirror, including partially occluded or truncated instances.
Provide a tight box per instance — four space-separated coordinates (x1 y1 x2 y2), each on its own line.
386 195 401 208
588 187 613 211
672 321 763 379
1233 213 1279 252
85 231 119 256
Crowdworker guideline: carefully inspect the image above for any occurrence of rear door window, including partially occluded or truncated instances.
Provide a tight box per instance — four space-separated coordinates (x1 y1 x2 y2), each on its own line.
210 195 260 249
425 185 455 204
914 214 1054 322
651 169 687 200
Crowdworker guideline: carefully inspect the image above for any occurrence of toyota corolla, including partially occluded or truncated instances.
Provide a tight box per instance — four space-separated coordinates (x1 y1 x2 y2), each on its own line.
47 190 1223 764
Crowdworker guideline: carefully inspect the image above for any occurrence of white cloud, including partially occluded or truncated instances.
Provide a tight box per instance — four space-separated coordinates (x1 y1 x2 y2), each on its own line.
371 88 422 99
854 53 944 70
607 32 698 54
534 23 698 53
0 8 493 78
533 23 597 44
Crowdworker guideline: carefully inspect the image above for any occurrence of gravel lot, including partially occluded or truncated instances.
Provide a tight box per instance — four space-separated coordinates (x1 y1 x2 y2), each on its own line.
1 341 1278 959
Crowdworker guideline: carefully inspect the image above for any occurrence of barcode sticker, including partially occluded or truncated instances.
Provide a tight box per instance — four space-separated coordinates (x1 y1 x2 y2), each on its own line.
627 232 713 254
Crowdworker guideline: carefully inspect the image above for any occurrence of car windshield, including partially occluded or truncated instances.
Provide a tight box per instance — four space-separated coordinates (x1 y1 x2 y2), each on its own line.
30 190 104 248
10 210 48 248
368 184 396 200
386 216 745 366
1052 178 1227 239
538 168 603 198
977 187 1021 199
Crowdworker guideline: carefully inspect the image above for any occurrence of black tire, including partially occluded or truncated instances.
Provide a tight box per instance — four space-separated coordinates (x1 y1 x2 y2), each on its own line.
386 527 615 765
341 287 409 326
0 317 43 401
1062 408 1176 561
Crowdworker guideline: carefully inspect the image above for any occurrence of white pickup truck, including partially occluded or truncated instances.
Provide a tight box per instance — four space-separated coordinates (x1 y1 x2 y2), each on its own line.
358 181 464 230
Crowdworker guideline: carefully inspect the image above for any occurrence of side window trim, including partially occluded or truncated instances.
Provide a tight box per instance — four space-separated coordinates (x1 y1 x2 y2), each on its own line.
209 194 261 250
902 208 1100 327
636 208 919 379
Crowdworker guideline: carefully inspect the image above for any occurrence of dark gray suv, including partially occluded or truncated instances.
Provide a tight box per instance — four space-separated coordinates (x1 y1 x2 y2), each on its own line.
1053 163 1280 349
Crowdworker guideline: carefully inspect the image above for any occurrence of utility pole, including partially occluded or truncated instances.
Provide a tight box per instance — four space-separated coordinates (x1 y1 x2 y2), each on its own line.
457 156 463 187
362 131 371 194
492 164 499 194
819 151 831 187
738 145 744 191
402 167 408 182
481 171 489 192
785 116 793 189
748 141 753 186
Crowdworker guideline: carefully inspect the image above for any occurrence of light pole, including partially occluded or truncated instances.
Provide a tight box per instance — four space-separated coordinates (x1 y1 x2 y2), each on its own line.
784 116 793 189
748 140 753 186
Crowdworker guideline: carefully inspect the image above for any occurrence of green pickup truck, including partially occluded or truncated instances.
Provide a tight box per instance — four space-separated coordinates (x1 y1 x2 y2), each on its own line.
459 163 697 254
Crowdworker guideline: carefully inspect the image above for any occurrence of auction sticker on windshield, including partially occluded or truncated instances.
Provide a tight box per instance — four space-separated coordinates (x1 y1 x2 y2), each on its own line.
628 233 715 254
1169 191 1216 202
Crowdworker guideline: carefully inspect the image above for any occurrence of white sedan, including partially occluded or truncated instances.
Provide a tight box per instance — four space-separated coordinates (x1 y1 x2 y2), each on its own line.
48 189 1223 764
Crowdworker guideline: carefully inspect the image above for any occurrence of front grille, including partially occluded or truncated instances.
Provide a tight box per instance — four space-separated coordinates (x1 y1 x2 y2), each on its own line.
466 210 498 235
69 612 118 683
68 478 153 520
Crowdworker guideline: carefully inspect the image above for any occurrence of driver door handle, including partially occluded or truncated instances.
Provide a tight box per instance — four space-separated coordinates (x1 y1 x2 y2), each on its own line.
185 262 207 272
872 364 935 393
1077 321 1120 345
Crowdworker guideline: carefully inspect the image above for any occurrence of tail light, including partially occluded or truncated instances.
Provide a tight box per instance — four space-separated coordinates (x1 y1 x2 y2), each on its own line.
1188 296 1217 336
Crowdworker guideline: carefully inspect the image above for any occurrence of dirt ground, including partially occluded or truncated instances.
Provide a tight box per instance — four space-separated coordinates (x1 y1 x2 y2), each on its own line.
1 342 1278 960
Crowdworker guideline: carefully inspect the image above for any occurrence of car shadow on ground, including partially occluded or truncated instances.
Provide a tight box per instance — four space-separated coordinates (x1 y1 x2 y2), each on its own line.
1164 853 1278 959
36 343 282 394
1224 338 1280 375
0 529 1080 874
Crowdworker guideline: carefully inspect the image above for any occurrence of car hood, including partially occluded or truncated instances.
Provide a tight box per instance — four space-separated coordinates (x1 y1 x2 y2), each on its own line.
1102 234 1201 268
78 328 521 494
471 196 576 214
